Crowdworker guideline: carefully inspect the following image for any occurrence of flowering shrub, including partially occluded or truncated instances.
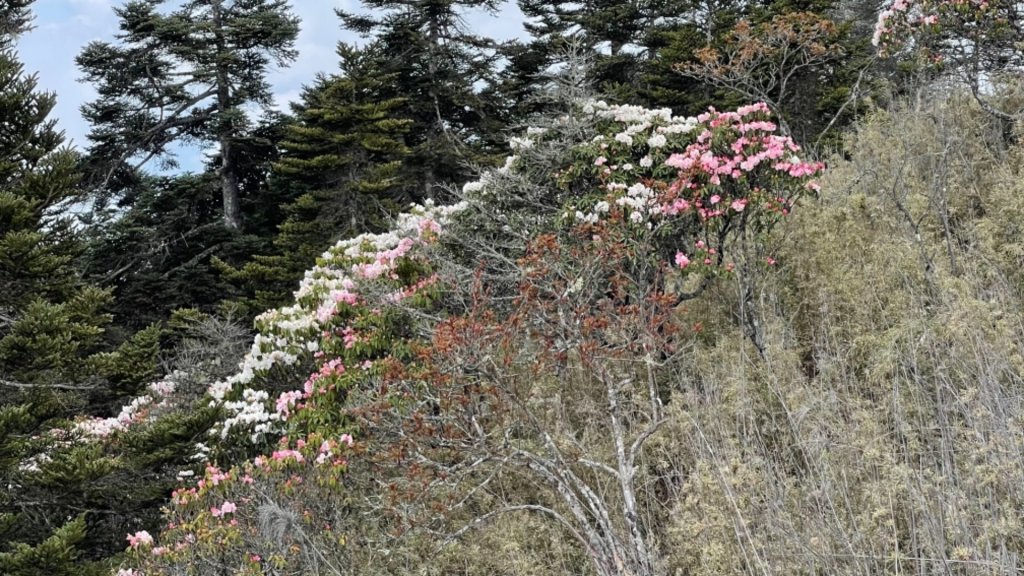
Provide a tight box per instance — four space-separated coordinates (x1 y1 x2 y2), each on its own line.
74 371 187 439
113 99 823 576
198 200 464 448
118 434 356 575
872 0 1019 54
557 101 821 285
874 0 1024 118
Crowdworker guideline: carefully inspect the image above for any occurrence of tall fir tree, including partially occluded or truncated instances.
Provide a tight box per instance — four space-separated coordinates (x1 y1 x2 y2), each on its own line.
81 112 291 331
220 41 413 312
337 0 506 198
76 0 299 229
0 3 132 572
517 0 693 103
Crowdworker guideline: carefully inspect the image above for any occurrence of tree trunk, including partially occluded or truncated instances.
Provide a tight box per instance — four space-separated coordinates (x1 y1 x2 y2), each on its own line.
212 0 242 230
219 135 242 230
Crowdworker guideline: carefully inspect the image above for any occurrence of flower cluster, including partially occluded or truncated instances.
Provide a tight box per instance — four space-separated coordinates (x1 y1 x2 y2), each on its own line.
873 0 1001 57
564 100 822 275
121 433 354 576
127 530 154 549
74 371 185 439
204 200 465 445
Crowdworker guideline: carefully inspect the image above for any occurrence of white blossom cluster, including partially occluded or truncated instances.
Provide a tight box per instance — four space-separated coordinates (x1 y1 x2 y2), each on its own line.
569 100 700 227
204 200 468 445
74 371 185 439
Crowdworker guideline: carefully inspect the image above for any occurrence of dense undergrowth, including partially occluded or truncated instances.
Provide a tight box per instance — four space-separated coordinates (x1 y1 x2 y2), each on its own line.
87 89 1024 576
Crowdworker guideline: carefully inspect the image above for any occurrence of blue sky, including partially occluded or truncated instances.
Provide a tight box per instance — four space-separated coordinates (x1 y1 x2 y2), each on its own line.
16 0 525 173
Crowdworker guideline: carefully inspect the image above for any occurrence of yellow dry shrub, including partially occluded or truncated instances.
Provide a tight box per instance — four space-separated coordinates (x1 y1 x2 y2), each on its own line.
659 90 1024 575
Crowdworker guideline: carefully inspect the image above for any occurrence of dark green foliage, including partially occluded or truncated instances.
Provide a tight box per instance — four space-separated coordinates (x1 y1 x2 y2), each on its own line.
338 0 506 198
514 0 874 148
0 288 111 383
0 515 104 576
88 323 163 405
81 173 250 330
221 42 414 311
0 1 31 48
77 0 299 229
517 0 697 104
80 110 291 330
0 6 214 568
0 62 82 309
273 43 412 234
638 3 749 113
0 3 109 389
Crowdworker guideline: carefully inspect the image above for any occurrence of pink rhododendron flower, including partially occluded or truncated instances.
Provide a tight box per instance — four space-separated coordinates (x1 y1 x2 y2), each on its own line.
331 289 358 305
275 390 304 419
675 252 691 268
271 449 304 463
418 218 441 235
127 530 153 549
731 198 748 212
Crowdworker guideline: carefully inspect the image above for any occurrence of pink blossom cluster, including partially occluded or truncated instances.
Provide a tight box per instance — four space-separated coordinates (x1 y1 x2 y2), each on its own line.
303 358 345 396
387 273 440 303
664 104 822 188
873 0 994 53
569 101 822 274
74 372 184 439
122 432 354 573
126 530 153 549
197 464 230 489
275 390 304 420
270 448 304 463
209 500 237 517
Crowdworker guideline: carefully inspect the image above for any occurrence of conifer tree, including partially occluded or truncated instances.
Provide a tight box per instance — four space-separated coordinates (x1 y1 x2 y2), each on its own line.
517 0 692 103
76 0 299 229
81 113 290 330
0 4 115 571
221 41 413 312
337 0 505 197
0 8 219 570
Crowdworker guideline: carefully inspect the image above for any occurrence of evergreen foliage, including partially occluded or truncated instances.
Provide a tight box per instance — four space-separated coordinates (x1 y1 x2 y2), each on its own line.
518 0 691 102
0 9 128 569
337 0 507 197
220 42 414 312
76 0 300 229
82 113 291 330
